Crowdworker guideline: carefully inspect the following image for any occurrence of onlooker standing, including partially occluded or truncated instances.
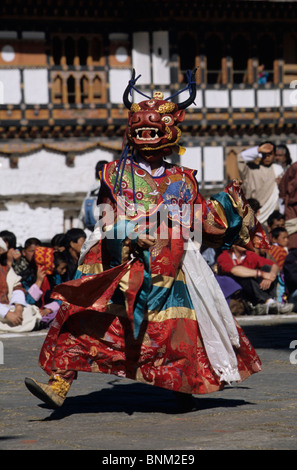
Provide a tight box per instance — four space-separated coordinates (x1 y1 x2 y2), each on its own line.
275 144 292 178
278 161 297 251
77 160 108 233
237 142 281 224
275 144 292 214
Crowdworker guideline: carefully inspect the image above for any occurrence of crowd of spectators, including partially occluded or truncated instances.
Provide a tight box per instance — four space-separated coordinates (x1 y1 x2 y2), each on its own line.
1 144 297 334
0 228 86 333
203 141 297 316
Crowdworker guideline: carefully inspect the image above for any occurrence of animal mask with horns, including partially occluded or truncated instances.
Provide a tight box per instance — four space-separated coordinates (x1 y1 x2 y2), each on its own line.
123 69 197 162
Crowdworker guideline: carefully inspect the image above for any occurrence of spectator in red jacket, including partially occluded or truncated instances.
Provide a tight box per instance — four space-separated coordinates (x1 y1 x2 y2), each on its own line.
217 245 294 315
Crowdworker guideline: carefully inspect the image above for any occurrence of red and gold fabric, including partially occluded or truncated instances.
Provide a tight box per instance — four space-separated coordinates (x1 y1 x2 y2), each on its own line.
39 160 262 396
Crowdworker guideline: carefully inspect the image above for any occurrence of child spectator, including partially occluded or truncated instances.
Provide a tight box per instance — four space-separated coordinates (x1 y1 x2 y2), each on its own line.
269 227 289 304
63 228 86 280
51 233 66 253
13 237 41 292
247 198 266 256
27 250 68 328
269 227 289 270
283 249 297 311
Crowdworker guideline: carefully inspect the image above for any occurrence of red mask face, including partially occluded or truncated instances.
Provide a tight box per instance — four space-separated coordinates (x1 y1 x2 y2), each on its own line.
123 69 197 161
126 93 185 160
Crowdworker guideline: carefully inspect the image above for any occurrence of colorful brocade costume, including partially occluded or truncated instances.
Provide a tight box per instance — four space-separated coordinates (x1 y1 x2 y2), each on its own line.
39 158 264 395
26 69 267 406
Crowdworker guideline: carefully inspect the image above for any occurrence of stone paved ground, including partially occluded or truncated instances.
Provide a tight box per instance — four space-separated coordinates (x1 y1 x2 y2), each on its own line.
1 314 297 452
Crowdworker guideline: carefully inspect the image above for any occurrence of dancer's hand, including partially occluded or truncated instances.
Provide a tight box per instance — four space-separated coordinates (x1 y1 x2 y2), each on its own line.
137 234 156 250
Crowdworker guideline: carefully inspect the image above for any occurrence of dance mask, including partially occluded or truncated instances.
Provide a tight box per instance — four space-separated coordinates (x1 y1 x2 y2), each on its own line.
123 69 197 160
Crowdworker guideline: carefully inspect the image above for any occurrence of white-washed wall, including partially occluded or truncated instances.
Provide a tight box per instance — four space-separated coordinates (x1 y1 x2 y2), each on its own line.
0 202 64 246
109 69 132 103
152 31 170 85
132 32 151 84
0 147 114 245
0 148 113 195
0 69 22 104
178 147 202 182
23 69 49 104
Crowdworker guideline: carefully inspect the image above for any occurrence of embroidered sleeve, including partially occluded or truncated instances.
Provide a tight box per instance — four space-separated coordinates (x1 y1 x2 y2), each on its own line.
201 181 270 251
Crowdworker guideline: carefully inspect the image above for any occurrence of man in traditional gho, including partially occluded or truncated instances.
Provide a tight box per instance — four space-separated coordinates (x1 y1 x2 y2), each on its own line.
237 141 282 225
279 161 297 251
25 70 267 409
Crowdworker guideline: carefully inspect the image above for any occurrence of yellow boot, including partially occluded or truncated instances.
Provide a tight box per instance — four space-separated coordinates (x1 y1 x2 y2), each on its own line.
25 374 71 408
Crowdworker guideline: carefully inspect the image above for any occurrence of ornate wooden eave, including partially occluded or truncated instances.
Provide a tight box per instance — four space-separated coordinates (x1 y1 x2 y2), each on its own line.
0 109 296 140
1 0 297 25
0 121 297 157
0 0 296 145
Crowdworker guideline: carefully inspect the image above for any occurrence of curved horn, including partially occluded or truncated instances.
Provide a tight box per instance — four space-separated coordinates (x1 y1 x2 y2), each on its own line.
177 68 197 110
123 69 136 110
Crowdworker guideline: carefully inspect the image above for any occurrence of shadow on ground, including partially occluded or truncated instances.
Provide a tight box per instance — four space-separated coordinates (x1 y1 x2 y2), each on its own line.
32 380 253 421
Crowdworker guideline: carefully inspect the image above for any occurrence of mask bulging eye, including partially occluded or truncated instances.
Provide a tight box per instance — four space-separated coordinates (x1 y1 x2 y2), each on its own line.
161 115 173 125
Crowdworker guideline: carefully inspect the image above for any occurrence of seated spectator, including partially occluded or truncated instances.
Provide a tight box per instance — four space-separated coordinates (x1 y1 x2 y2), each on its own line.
267 210 285 233
51 233 66 253
0 230 22 266
12 237 41 293
201 245 243 315
217 244 294 315
246 198 267 256
0 234 41 333
201 245 216 268
27 250 68 328
269 227 289 270
215 275 244 316
63 228 87 280
269 227 289 304
283 249 297 312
